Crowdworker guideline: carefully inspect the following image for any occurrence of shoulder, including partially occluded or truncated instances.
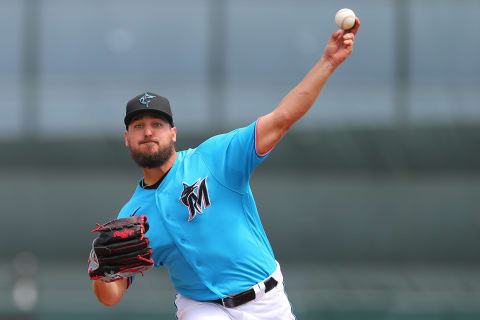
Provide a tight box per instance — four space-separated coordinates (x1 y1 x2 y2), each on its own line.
195 122 257 153
176 133 236 159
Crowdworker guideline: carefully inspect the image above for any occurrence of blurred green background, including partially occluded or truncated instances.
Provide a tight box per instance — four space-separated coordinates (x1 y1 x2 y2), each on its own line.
1 0 480 319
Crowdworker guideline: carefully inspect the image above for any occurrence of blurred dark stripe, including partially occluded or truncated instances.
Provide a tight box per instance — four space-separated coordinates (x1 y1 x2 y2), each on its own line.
2 125 480 172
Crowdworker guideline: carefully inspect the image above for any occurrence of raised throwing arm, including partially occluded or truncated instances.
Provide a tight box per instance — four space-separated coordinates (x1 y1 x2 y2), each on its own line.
256 18 360 155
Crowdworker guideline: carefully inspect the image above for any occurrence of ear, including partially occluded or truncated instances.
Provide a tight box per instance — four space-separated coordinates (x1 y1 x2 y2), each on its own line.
124 130 129 147
171 127 177 143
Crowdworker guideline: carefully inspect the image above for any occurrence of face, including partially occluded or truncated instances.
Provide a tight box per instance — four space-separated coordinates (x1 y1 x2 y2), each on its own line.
124 113 177 168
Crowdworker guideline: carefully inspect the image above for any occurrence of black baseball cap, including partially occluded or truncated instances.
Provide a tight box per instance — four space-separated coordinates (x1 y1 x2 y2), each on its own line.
124 92 174 128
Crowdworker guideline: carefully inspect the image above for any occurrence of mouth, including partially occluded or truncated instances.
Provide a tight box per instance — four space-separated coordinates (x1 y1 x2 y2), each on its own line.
140 140 158 145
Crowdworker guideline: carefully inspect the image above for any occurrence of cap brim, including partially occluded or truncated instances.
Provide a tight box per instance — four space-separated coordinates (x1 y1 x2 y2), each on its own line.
124 109 173 127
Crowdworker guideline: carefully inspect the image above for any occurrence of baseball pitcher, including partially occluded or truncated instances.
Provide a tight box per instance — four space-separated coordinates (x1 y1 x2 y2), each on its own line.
88 18 360 319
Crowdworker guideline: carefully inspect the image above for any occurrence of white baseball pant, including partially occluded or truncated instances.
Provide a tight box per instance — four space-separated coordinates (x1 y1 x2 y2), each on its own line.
174 262 295 320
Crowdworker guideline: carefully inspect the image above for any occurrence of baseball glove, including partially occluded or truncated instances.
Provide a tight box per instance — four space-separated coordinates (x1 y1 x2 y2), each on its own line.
88 215 154 282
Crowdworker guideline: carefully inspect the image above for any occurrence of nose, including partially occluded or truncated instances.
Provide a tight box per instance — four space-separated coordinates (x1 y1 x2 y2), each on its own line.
144 127 153 136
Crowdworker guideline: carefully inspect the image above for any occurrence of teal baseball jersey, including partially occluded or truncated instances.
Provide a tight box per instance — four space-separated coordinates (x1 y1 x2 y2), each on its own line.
117 120 277 301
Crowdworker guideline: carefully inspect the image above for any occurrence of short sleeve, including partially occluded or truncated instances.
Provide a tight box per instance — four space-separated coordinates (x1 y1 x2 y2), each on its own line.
195 120 271 193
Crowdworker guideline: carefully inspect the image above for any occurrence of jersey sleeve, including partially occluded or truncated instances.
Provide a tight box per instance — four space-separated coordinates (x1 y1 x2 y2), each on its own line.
196 119 272 193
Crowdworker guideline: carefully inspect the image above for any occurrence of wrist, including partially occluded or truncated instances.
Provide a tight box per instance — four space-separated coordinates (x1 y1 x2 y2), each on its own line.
319 56 338 74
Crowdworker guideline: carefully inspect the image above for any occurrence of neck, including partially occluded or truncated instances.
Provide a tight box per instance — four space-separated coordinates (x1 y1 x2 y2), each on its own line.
141 151 177 185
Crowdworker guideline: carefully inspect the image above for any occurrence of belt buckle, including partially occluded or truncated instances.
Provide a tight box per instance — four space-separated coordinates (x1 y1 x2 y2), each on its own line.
221 295 237 308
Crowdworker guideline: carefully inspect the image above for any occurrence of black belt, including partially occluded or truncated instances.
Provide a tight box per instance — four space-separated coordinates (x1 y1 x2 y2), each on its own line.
210 277 278 308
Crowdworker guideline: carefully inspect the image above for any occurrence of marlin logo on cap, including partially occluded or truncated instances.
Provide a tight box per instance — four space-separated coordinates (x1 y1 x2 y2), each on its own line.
139 92 156 108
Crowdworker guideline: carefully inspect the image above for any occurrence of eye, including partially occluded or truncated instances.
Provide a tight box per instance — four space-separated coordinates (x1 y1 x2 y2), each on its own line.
134 123 144 129
153 122 163 127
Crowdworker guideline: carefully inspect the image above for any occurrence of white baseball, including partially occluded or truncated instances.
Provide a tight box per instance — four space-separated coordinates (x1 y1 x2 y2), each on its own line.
335 8 356 30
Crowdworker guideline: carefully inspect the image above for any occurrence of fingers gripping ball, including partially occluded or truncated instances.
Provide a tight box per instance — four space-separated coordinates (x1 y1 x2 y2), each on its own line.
335 8 356 30
88 215 154 282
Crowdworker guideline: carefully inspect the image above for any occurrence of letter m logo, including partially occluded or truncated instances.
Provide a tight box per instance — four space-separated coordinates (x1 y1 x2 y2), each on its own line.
180 177 211 222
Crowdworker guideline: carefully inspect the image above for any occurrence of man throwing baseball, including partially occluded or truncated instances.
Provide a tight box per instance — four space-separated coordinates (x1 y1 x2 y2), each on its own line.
89 18 360 319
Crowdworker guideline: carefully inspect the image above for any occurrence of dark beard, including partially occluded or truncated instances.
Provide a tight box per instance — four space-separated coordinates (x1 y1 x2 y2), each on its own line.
129 141 174 168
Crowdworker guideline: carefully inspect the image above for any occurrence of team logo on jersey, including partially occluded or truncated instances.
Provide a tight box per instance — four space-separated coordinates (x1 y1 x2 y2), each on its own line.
139 92 156 107
179 177 211 222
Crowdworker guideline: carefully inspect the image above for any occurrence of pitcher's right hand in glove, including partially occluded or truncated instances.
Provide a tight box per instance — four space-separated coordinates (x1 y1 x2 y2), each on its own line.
88 215 154 282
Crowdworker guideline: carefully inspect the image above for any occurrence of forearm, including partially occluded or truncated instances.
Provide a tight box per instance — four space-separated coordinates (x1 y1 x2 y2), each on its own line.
256 57 336 154
93 278 127 306
275 56 336 129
